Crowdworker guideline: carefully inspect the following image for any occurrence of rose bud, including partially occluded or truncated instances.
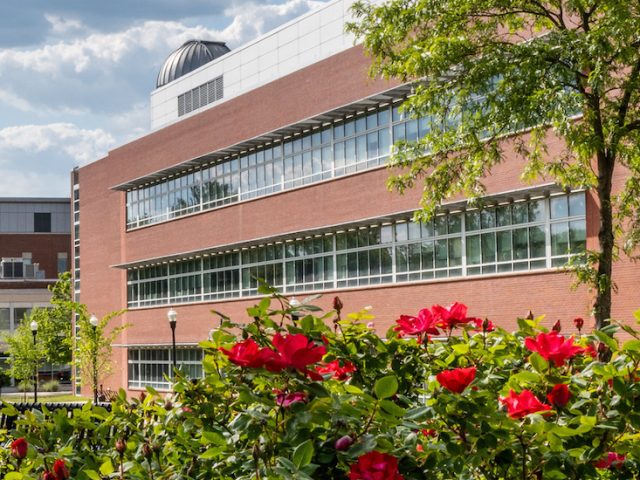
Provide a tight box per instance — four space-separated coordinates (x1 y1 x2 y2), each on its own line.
139 392 147 402
573 317 584 332
552 320 561 332
334 435 354 451
53 459 70 480
333 296 344 315
142 443 153 459
115 438 127 454
43 472 57 480
10 437 28 459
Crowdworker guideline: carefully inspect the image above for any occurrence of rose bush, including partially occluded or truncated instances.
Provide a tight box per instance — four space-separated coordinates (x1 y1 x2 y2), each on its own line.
2 286 640 479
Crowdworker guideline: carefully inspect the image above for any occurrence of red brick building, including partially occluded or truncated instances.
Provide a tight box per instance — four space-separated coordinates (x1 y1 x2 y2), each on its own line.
0 197 71 373
73 0 637 395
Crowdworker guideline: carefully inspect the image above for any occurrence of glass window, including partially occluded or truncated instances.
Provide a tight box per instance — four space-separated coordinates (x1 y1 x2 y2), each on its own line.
569 193 585 217
466 235 481 265
0 308 10 331
551 223 569 256
34 212 51 232
550 196 568 219
466 211 480 231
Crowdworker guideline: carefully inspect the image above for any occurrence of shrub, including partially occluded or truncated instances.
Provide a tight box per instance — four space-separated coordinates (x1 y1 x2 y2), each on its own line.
1 288 640 479
41 380 59 392
16 380 33 393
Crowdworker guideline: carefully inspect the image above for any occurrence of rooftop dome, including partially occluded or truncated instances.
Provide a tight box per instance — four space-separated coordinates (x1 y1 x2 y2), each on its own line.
156 40 230 88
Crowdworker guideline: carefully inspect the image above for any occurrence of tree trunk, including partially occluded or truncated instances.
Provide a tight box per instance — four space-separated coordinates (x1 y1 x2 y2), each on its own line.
593 153 614 330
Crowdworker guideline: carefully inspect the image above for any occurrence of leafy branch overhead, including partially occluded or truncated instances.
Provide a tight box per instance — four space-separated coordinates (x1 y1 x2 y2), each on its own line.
348 0 640 327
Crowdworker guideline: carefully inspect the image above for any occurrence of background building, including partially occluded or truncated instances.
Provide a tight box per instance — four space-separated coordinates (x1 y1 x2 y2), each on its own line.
73 0 637 395
0 197 71 374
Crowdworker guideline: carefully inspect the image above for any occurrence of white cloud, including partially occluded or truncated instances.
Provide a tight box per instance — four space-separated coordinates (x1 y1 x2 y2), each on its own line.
0 0 327 76
0 168 67 197
222 0 326 47
0 123 115 165
45 14 85 35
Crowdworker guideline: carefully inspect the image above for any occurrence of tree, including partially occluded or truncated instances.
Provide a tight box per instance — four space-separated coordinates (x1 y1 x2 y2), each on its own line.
4 320 42 394
348 0 640 329
3 273 74 396
33 272 74 367
74 307 127 402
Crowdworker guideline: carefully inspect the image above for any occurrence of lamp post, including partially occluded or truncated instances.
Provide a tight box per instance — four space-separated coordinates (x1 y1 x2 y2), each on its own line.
167 309 177 373
89 314 99 404
30 320 38 403
290 297 301 322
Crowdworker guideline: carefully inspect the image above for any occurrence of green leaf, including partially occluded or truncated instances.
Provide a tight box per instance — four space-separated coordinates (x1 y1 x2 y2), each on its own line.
201 447 221 459
528 352 548 373
5 473 24 480
594 330 618 352
293 439 314 468
622 339 640 352
374 375 398 400
452 344 469 354
99 458 114 475
83 471 101 480
379 399 406 417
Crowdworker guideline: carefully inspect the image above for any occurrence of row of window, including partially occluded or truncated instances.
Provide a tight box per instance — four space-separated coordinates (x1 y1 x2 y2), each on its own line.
126 193 586 308
126 103 427 229
127 348 203 390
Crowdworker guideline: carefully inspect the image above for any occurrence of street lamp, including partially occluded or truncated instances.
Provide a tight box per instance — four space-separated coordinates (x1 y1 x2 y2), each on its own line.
30 320 38 403
290 297 301 322
89 314 99 404
167 309 177 372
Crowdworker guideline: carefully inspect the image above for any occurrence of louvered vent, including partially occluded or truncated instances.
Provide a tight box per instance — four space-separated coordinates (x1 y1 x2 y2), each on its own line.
178 75 224 116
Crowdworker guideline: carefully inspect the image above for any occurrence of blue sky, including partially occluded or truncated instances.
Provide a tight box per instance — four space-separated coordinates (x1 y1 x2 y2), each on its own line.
0 0 327 197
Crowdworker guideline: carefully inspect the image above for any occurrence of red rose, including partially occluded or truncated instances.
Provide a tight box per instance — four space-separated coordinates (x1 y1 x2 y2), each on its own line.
220 338 274 369
394 308 440 337
472 318 495 332
10 437 28 459
573 317 584 332
270 333 326 372
274 390 307 407
594 452 625 469
316 360 356 380
53 459 70 480
500 389 552 419
436 366 476 394
584 343 597 358
420 428 436 438
42 472 57 480
524 332 583 367
547 384 571 408
432 303 472 330
348 451 404 480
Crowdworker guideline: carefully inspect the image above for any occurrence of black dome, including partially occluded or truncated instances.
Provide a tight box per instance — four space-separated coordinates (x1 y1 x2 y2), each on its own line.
156 40 230 88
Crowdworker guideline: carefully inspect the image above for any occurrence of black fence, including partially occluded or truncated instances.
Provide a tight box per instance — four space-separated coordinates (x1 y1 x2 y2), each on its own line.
0 402 112 431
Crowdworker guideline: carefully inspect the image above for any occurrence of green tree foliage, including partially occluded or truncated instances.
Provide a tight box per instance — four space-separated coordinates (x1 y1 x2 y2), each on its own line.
3 320 42 386
74 307 128 399
347 0 640 329
3 274 74 386
34 272 74 366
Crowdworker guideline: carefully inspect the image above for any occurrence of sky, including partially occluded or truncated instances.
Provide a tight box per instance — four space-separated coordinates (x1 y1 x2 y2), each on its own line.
0 0 328 198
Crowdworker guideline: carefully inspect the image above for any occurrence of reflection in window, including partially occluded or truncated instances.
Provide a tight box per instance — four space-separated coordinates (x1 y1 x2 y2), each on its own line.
126 193 587 307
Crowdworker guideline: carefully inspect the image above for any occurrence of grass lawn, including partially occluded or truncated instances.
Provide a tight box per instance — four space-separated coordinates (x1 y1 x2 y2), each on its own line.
0 394 89 403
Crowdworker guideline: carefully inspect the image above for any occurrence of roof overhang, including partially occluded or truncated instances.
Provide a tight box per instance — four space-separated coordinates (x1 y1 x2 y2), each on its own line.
111 83 415 192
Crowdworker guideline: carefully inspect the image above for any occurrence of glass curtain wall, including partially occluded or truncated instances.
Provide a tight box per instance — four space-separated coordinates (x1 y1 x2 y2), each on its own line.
127 192 586 308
